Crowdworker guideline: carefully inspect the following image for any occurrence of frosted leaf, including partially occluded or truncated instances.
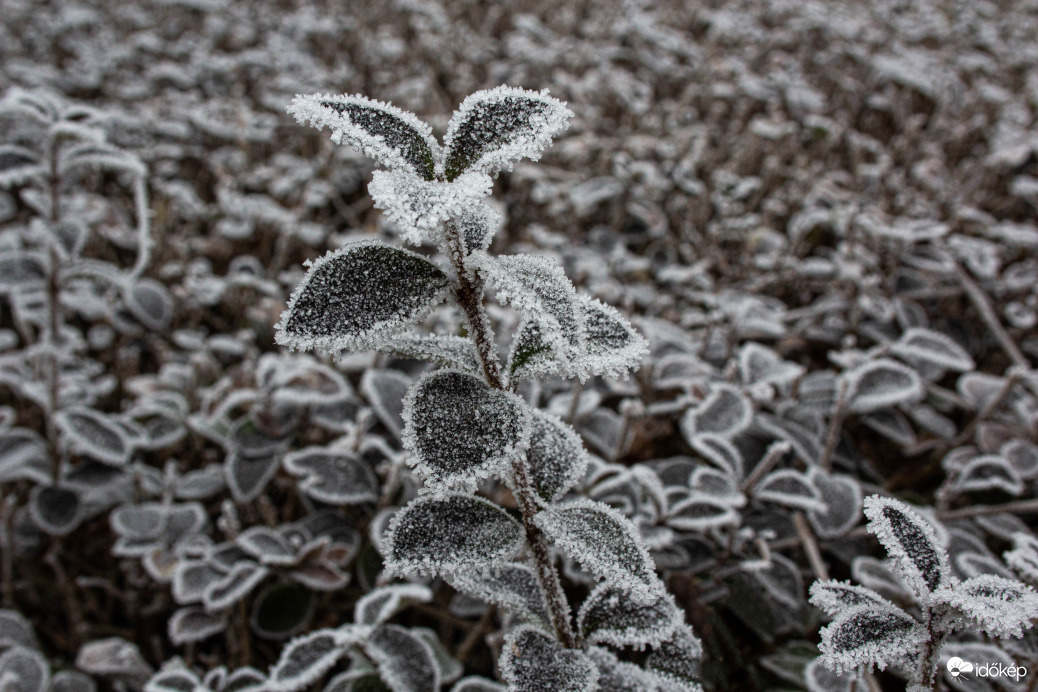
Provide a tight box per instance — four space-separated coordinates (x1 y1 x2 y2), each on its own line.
586 648 658 692
509 296 646 383
809 581 897 618
75 638 152 686
226 451 281 503
522 410 588 503
577 583 682 650
0 610 38 651
412 628 463 685
450 678 505 692
275 242 450 355
363 625 439 692
446 563 550 626
751 554 804 610
369 170 493 245
167 607 226 645
645 627 703 691
688 468 744 507
49 671 96 692
175 465 225 500
863 495 951 598
934 574 1038 639
125 279 174 331
354 584 434 626
481 254 582 360
1005 533 1038 583
689 435 744 479
0 145 44 189
804 658 858 692
738 343 804 387
237 527 296 566
535 499 662 605
381 334 481 375
223 668 266 692
442 86 573 181
402 370 530 491
268 629 356 692
0 647 48 692
0 429 51 485
499 626 598 692
284 448 380 505
666 493 739 532
817 605 924 675
807 470 862 539
456 204 502 255
1003 440 1038 480
360 369 412 440
54 407 132 466
29 485 81 536
0 252 47 293
843 360 923 414
203 562 269 611
383 494 524 577
755 470 825 512
890 328 974 372
951 454 1024 496
287 93 437 180
680 385 752 440
571 296 649 381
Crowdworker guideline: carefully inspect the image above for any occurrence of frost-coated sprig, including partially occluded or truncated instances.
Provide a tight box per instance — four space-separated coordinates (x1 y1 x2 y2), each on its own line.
810 495 1038 691
274 86 699 691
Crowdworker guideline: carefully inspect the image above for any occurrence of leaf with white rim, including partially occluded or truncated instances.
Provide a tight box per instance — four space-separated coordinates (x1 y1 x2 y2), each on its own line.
275 241 450 355
54 407 132 466
666 493 740 532
29 485 81 536
402 369 531 491
283 447 380 505
809 581 896 618
816 604 924 675
167 606 226 645
807 470 862 539
754 470 825 512
951 454 1024 496
645 627 704 692
381 334 481 375
890 327 974 372
442 86 573 181
0 646 49 692
383 494 524 578
521 410 589 503
226 451 281 503
446 563 551 626
578 582 682 650
587 647 660 692
535 499 662 605
203 562 269 612
843 359 923 414
287 93 438 180
499 626 598 692
862 495 951 598
354 584 434 626
267 628 363 692
933 574 1038 639
363 624 440 692
680 384 752 440
480 253 582 360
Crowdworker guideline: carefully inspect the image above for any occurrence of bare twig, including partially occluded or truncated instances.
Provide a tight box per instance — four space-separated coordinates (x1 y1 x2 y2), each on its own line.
955 264 1029 369
742 440 792 493
937 497 1038 521
819 378 849 473
793 512 829 581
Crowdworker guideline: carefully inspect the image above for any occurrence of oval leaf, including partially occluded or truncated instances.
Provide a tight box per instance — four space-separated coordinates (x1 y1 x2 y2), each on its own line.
384 494 524 577
442 86 573 181
364 625 439 692
499 626 597 692
578 583 681 650
843 359 923 414
535 499 662 604
862 495 950 597
276 241 449 355
288 94 437 180
402 370 530 491
524 410 588 503
284 448 379 505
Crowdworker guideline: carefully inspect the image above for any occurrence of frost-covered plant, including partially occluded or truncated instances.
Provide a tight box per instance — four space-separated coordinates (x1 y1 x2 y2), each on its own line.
810 495 1038 691
270 86 702 691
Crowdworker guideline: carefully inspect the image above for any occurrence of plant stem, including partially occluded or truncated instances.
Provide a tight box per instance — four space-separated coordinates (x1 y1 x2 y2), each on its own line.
819 378 848 472
443 221 577 649
955 264 1029 369
792 512 829 581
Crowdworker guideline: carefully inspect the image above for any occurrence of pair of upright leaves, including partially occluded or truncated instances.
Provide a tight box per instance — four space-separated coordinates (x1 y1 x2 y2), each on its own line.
812 495 1038 677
